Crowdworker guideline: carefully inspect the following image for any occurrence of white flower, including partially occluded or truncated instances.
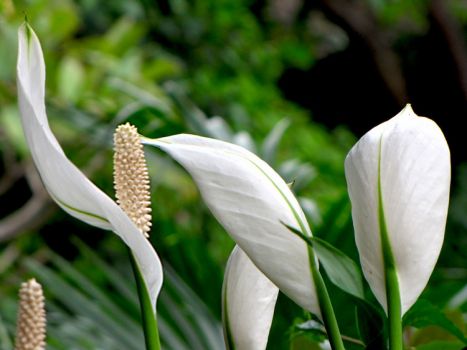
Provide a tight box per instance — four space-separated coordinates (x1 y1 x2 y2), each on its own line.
222 246 278 350
345 105 450 315
143 134 321 318
17 23 162 312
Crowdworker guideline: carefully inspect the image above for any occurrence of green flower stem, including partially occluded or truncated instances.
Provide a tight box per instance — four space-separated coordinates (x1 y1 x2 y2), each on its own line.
308 247 345 350
129 250 161 350
283 223 344 350
379 216 403 350
386 266 402 350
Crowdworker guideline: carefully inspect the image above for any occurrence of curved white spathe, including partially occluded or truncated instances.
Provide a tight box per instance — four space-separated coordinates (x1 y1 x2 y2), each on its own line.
345 105 450 315
222 246 278 350
143 134 321 317
17 23 162 311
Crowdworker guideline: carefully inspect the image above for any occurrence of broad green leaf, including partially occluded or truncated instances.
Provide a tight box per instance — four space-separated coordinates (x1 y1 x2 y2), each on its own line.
403 299 467 344
312 237 364 300
414 341 466 350
283 223 364 300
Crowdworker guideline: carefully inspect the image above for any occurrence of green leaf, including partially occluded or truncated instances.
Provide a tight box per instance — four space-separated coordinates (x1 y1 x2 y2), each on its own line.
414 341 466 350
48 252 141 329
73 238 224 350
72 237 138 304
403 299 467 344
312 237 365 300
283 223 364 299
160 265 224 350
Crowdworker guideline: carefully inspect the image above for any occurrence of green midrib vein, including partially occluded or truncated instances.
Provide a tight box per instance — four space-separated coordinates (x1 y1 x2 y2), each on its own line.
155 139 318 271
53 194 109 224
377 136 399 290
377 135 403 349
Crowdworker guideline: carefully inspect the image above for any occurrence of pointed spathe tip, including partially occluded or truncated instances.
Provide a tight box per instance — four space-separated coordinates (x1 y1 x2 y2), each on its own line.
398 103 416 118
18 20 32 40
18 21 43 57
17 22 36 67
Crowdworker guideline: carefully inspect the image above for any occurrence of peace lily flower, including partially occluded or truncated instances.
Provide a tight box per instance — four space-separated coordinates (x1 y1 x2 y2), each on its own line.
143 134 320 316
222 245 278 350
17 23 162 314
145 134 347 348
345 105 450 348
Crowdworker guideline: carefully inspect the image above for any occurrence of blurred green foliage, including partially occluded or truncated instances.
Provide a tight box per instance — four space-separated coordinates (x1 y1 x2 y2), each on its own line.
0 0 466 349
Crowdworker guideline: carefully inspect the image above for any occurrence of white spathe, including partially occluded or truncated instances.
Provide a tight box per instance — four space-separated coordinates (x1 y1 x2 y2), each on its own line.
17 23 162 311
345 105 450 315
222 246 278 350
143 134 321 318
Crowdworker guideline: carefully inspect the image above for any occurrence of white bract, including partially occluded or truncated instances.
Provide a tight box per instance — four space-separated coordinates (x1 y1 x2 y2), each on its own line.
345 105 450 315
17 23 162 311
222 245 278 350
143 134 321 318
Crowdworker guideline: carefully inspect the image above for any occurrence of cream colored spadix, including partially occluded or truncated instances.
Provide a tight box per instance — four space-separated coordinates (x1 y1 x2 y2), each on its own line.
143 134 321 318
345 105 450 315
222 246 278 350
17 23 162 311
15 279 46 350
114 123 152 238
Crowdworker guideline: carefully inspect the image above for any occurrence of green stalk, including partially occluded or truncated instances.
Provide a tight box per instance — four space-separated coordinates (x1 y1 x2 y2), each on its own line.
308 247 345 350
378 140 403 350
283 223 344 349
378 212 403 350
129 250 161 350
385 266 402 350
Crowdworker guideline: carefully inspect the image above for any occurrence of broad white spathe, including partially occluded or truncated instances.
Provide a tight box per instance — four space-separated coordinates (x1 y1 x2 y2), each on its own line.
144 134 321 317
222 246 278 350
17 23 162 311
345 105 450 315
